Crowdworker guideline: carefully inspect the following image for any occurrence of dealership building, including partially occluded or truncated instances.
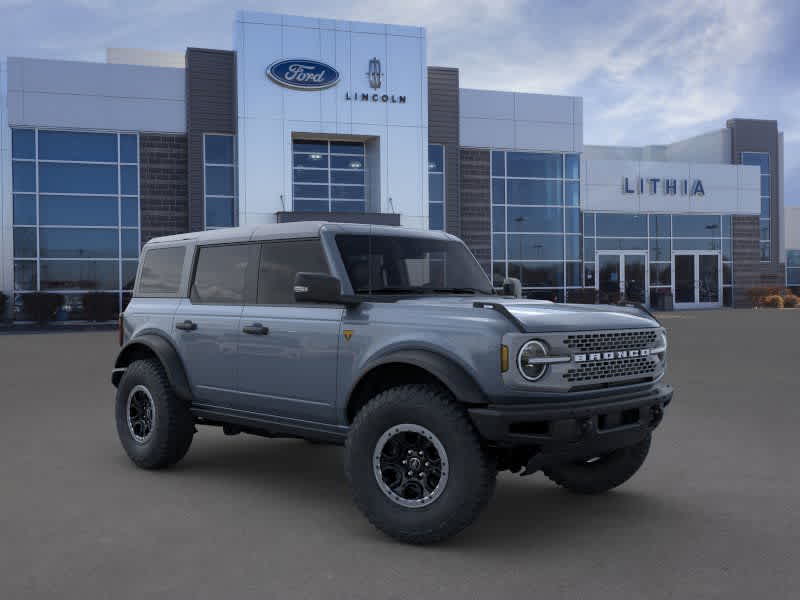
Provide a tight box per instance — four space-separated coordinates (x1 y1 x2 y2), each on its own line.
0 10 794 318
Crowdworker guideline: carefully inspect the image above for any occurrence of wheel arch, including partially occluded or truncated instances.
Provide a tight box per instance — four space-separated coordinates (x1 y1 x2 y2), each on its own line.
345 350 487 423
113 333 193 402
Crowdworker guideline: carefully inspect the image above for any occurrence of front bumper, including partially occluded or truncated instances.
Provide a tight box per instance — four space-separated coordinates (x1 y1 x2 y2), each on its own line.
468 383 672 457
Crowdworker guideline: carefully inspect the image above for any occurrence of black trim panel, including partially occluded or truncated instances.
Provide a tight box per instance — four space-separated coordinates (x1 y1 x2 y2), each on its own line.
112 333 193 402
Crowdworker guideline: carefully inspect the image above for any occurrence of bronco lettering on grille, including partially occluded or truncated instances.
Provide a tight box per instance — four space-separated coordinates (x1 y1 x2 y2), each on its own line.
574 349 651 362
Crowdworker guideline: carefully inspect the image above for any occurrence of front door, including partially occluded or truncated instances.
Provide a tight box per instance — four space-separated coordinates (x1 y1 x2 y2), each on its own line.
596 252 648 304
672 252 721 309
234 239 343 424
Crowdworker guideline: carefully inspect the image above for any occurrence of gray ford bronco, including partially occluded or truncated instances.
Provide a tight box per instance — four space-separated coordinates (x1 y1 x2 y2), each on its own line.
112 222 671 544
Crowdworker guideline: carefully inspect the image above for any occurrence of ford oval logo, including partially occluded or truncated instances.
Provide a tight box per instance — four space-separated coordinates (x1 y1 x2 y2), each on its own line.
266 59 340 90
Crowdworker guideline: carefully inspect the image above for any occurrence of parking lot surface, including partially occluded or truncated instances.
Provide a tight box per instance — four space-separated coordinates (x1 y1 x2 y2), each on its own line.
1 309 798 599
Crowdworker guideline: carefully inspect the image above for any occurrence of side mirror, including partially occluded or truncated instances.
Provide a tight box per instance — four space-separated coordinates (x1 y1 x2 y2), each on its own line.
502 277 522 298
294 272 344 304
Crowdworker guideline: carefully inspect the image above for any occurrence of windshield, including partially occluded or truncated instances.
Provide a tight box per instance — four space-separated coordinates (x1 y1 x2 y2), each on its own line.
335 234 493 295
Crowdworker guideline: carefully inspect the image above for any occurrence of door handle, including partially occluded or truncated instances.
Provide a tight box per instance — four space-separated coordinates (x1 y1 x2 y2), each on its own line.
242 323 269 335
176 320 197 331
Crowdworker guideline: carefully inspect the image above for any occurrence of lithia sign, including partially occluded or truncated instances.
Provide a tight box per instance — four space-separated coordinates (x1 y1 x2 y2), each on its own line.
623 176 705 196
267 57 406 103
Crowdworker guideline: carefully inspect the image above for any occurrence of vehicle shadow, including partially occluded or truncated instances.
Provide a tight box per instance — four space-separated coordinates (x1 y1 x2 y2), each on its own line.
167 433 688 552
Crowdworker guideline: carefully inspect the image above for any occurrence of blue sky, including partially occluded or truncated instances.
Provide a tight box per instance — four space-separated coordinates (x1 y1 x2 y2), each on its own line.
2 0 798 204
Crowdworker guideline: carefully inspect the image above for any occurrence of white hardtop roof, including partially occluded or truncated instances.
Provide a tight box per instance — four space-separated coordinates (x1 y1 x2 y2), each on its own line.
143 221 456 247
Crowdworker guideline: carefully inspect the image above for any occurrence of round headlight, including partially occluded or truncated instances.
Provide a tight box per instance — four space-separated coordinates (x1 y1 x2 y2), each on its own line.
517 340 549 381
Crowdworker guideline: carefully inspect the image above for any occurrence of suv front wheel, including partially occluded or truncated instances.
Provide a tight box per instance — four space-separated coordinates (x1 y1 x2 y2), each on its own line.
115 359 194 470
345 384 496 544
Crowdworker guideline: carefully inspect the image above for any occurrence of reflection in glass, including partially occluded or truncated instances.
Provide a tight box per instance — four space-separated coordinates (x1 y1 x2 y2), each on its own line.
40 195 118 226
38 130 117 162
39 163 118 194
40 261 119 290
40 228 118 259
507 152 563 179
595 213 647 237
507 235 564 260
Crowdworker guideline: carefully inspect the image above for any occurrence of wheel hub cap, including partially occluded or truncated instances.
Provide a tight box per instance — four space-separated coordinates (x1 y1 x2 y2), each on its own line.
126 385 156 444
373 424 449 508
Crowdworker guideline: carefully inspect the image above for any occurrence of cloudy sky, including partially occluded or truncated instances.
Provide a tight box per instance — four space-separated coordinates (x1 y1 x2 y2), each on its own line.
2 0 798 204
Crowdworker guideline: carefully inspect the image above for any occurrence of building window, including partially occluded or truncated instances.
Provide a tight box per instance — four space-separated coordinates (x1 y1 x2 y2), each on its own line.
292 140 365 213
787 250 800 289
491 151 580 301
741 152 770 261
11 128 140 320
428 144 445 230
204 134 236 229
583 212 733 306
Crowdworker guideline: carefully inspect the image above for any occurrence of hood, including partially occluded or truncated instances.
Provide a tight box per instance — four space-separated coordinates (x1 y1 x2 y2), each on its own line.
390 296 659 333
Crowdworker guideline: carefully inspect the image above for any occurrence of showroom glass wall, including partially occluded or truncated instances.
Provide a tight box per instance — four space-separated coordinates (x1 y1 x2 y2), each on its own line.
491 150 581 301
741 152 771 261
292 140 366 212
204 133 237 229
788 250 800 289
428 144 444 230
583 212 734 307
11 128 140 319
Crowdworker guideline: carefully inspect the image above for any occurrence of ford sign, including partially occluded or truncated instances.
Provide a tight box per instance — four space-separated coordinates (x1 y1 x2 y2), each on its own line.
267 59 340 90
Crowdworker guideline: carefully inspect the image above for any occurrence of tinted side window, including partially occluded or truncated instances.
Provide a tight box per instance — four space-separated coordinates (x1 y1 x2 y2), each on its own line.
191 244 252 304
137 246 186 296
257 240 329 304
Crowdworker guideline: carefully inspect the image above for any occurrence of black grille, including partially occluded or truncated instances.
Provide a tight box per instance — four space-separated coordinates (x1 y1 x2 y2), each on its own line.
563 356 657 383
564 330 658 353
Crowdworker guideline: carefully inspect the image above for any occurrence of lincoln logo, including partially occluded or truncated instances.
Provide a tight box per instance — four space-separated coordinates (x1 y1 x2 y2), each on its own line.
574 349 651 362
367 57 382 89
266 59 341 90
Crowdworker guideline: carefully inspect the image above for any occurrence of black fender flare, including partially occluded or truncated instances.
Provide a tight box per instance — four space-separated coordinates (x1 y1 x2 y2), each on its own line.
112 333 193 402
349 349 487 408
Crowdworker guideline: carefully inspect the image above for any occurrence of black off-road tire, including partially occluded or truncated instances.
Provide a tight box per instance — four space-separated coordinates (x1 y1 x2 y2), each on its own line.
345 384 496 544
115 359 194 470
543 434 652 494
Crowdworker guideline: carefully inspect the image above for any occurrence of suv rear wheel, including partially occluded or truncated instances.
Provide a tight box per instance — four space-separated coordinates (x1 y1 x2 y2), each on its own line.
345 384 496 544
115 359 194 470
543 434 651 494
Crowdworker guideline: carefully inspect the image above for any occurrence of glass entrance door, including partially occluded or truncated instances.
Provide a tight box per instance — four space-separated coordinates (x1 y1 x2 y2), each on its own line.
672 252 721 308
596 253 648 304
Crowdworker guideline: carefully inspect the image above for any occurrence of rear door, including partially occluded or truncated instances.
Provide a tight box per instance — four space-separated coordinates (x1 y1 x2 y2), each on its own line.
173 242 259 407
233 239 343 423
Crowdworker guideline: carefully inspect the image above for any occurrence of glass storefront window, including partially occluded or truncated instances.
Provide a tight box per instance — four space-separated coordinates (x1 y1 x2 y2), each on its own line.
584 211 733 307
428 144 444 230
38 131 117 162
507 235 564 260
491 151 505 177
10 128 140 318
673 214 721 237
13 194 36 225
292 139 365 214
507 152 563 179
204 134 237 229
507 206 563 233
507 179 562 205
11 129 35 159
787 251 800 287
596 213 647 237
649 214 671 238
565 154 580 180
742 151 770 260
492 150 580 299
